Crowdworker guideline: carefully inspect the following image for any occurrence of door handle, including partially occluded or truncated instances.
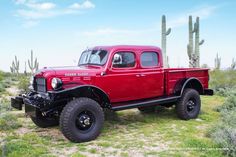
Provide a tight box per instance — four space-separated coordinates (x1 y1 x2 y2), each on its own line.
140 74 146 77
136 74 140 77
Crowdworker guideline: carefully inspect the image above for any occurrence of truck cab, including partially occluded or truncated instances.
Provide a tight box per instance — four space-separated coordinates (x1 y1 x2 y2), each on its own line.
11 45 213 143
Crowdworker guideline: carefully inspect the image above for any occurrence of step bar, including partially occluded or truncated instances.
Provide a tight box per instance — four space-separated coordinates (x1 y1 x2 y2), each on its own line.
112 96 181 111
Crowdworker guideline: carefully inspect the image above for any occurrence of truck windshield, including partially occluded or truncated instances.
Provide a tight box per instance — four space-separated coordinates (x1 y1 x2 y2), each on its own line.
78 50 108 66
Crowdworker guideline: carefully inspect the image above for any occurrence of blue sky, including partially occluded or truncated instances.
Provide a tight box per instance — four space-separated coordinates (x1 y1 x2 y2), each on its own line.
0 0 236 71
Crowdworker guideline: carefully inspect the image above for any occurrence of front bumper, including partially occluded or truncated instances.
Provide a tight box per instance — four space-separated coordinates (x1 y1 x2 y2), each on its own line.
11 91 52 117
11 96 23 110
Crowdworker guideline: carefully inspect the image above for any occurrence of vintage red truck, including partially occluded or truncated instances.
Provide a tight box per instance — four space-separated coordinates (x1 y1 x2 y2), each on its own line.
11 45 213 142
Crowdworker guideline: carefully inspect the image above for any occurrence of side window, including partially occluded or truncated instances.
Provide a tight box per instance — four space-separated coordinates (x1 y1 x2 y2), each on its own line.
112 52 135 68
141 52 158 67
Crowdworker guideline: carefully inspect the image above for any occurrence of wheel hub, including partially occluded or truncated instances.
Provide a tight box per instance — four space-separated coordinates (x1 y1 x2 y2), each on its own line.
186 100 195 112
75 111 94 131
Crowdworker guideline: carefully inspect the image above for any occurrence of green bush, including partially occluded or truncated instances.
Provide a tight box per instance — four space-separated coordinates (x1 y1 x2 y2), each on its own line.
0 112 21 130
0 71 4 82
0 71 15 94
216 90 236 112
210 89 236 157
0 99 11 112
17 76 30 92
0 83 5 93
210 70 236 96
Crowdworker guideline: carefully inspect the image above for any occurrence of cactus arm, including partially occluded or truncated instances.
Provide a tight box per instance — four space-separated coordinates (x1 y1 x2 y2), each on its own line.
187 44 191 59
36 62 39 71
28 60 32 69
231 58 236 69
192 22 197 33
10 67 13 73
31 50 33 68
199 39 204 45
166 28 171 35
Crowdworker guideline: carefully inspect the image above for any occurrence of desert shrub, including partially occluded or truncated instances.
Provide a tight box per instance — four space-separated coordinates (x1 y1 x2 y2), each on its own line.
17 76 30 92
0 99 11 112
0 112 21 130
1 80 11 89
0 71 14 94
210 90 236 156
216 90 236 112
0 84 5 93
0 71 4 82
210 70 236 96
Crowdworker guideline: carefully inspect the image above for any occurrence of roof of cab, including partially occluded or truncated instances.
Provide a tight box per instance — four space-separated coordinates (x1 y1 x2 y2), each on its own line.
91 45 161 52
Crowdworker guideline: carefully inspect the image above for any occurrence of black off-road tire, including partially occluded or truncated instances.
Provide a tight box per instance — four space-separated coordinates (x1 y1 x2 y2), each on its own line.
31 116 59 128
176 88 201 120
60 98 104 143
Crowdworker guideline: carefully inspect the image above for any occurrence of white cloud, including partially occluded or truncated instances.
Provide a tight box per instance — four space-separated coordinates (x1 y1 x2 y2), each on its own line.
26 2 56 10
14 0 27 4
82 5 217 38
69 1 95 9
168 5 217 28
14 0 95 27
16 9 55 20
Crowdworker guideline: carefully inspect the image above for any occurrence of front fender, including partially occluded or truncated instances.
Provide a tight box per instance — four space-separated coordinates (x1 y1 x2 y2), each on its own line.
48 85 111 107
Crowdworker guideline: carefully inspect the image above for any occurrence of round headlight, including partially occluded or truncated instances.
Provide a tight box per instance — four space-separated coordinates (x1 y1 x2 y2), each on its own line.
51 78 62 90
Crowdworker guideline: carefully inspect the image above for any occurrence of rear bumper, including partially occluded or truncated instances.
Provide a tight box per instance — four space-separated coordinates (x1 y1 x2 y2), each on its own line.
204 89 214 96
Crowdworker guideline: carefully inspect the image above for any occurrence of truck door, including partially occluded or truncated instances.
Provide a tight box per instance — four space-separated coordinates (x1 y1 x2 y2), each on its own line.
102 51 141 103
138 51 164 99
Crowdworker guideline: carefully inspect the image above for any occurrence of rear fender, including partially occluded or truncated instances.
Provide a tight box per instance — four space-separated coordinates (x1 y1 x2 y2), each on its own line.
174 77 204 96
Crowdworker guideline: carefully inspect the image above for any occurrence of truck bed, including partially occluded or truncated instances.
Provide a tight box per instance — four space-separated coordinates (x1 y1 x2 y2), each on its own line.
164 68 209 96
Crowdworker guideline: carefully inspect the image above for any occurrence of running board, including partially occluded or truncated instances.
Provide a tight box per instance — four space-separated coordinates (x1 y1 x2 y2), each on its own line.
112 96 181 111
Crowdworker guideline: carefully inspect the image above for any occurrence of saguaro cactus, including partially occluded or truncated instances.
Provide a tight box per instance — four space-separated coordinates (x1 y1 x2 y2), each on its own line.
214 53 221 70
10 62 15 74
24 61 27 75
231 58 236 70
187 16 204 67
194 17 204 67
187 16 196 67
161 15 171 68
10 56 20 75
28 50 39 74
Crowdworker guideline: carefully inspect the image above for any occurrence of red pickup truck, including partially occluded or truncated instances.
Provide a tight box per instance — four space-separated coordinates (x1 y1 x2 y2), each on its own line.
11 45 213 142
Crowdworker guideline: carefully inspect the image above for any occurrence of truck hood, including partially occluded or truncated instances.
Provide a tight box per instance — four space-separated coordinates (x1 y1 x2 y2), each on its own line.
35 66 104 78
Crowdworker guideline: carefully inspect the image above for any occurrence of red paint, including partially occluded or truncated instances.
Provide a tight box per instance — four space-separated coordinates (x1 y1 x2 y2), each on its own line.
34 45 210 103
